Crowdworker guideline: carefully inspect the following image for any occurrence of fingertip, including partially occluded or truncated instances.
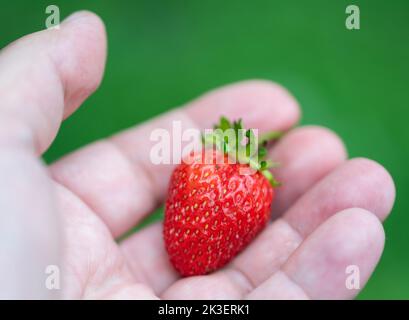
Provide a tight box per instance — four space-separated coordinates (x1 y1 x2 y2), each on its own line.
62 10 102 25
284 207 385 299
249 79 301 126
236 79 301 130
301 125 347 159
58 10 107 117
347 158 396 220
272 125 347 164
327 208 385 261
0 10 108 153
185 79 300 132
270 125 347 216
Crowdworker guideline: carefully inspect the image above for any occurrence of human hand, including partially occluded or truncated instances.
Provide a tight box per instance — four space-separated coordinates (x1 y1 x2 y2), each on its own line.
0 12 395 299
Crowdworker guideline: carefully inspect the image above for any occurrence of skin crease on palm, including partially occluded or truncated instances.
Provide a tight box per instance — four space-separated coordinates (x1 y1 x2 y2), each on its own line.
0 11 396 300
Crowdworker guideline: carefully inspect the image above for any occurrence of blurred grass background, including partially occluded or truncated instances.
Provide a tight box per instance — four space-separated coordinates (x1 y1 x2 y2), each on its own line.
1 0 408 299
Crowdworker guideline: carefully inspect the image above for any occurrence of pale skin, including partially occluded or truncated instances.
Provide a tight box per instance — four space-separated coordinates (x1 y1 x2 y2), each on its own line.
0 12 396 299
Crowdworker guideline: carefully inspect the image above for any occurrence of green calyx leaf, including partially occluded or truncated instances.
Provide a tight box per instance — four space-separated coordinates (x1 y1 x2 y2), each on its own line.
203 116 282 187
258 131 284 145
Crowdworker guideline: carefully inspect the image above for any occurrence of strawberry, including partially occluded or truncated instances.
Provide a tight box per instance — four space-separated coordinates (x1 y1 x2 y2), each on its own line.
164 117 280 276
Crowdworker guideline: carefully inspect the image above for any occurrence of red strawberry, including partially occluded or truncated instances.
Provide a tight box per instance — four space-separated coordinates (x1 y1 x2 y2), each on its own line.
164 117 280 276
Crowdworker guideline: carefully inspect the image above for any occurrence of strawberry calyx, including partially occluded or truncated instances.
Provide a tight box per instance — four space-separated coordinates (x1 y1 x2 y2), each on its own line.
201 116 281 187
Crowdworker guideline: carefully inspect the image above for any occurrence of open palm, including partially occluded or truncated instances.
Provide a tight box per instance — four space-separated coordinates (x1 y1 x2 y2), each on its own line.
0 12 395 299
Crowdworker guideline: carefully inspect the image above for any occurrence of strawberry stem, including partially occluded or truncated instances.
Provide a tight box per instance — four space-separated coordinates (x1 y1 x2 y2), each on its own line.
203 116 282 188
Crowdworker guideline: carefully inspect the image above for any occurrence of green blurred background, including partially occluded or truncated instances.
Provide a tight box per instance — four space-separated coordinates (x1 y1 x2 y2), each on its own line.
1 0 408 299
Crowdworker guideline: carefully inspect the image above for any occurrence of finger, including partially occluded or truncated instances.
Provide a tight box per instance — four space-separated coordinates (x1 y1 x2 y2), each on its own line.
269 125 347 217
0 11 106 154
229 158 394 289
161 158 395 299
0 11 106 298
50 80 300 237
184 80 300 132
120 125 346 294
246 208 385 299
284 158 395 237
